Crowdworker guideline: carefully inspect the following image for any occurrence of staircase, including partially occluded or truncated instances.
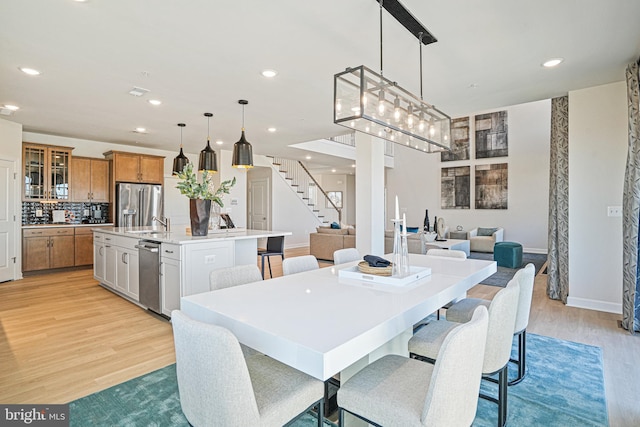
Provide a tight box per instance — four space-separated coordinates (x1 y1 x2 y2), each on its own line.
267 157 341 226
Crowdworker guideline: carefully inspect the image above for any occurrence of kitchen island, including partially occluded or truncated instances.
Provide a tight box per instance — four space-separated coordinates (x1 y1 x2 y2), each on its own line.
93 227 292 317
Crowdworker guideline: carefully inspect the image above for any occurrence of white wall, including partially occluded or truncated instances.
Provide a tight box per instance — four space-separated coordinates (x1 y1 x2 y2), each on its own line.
385 99 551 253
567 81 628 313
0 118 24 280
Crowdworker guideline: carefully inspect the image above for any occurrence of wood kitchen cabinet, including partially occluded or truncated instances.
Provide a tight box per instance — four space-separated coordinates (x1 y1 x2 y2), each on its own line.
23 143 73 201
104 151 164 184
23 228 75 271
70 157 109 202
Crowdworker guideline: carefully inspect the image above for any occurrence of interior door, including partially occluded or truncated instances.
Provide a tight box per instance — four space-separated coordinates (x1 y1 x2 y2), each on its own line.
249 178 269 230
0 159 15 282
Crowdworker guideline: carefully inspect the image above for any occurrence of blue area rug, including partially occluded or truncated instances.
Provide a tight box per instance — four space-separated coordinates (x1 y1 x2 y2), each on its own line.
69 334 607 426
469 251 548 287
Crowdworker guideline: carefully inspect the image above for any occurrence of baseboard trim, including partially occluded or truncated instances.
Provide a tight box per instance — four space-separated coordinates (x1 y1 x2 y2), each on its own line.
567 296 622 314
523 248 548 254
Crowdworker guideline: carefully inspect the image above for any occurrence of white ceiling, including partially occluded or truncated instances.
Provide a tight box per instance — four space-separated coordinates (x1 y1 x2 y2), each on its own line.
2 0 640 174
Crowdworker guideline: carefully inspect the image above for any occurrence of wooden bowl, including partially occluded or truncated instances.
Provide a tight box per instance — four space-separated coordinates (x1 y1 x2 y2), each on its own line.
357 261 393 276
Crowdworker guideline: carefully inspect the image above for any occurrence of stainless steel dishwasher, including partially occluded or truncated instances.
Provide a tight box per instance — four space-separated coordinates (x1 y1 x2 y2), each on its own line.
136 240 161 314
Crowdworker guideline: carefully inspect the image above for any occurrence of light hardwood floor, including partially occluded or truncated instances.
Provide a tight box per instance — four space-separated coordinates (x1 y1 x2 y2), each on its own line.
1 249 638 426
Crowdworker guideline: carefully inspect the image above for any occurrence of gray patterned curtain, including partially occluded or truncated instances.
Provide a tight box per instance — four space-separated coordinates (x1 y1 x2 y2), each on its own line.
622 59 640 333
547 96 569 303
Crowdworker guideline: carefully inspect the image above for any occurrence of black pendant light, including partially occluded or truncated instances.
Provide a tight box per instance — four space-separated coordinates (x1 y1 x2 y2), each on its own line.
232 99 254 169
198 112 218 173
172 123 189 175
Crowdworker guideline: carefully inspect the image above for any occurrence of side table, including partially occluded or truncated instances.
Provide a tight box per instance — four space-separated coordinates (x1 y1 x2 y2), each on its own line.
449 230 468 240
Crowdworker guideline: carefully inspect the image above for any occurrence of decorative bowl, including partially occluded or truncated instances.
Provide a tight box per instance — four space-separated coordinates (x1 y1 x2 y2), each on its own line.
424 232 437 242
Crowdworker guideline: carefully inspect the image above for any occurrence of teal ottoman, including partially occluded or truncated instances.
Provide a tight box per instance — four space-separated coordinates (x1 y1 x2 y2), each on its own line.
494 242 523 268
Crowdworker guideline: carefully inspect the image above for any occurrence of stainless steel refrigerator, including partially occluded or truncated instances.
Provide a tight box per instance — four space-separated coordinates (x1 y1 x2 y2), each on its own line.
116 183 163 227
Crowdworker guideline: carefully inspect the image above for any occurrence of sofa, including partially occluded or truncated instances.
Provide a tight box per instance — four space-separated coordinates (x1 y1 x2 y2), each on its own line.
468 227 504 253
384 230 427 254
309 226 355 261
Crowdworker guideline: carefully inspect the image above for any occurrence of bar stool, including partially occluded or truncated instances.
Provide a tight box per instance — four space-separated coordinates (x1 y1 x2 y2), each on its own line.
257 236 285 278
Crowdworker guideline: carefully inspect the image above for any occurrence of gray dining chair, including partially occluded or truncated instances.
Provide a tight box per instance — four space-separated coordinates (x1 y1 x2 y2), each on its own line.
446 263 536 385
257 236 285 278
209 264 262 357
409 279 520 427
282 255 319 276
172 310 325 427
337 306 489 427
333 248 361 265
209 264 262 291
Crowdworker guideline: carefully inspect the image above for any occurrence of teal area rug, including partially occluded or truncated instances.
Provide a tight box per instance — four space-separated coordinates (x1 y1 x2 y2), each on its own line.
469 251 547 287
69 334 607 426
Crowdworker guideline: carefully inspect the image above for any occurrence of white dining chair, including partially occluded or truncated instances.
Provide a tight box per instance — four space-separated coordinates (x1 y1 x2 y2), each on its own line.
424 248 467 320
409 279 520 427
337 306 489 427
172 310 325 427
446 263 536 385
282 255 319 276
333 248 361 265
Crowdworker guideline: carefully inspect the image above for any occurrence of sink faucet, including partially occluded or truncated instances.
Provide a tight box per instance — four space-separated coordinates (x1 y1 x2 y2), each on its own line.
152 216 170 232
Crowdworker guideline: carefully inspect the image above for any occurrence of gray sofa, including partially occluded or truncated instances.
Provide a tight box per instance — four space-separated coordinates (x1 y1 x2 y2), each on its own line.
384 231 426 254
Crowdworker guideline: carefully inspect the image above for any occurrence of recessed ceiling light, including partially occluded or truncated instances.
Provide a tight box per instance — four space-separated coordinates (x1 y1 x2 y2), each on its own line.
74 0 89 2
3 104 19 111
261 69 278 78
19 67 40 76
148 99 162 106
542 58 564 68
305 155 312 160
215 140 224 145
351 164 356 168
267 127 276 132
331 169 336 173
135 127 146 133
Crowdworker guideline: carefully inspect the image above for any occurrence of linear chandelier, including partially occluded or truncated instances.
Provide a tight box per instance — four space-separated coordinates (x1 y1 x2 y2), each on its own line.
333 0 451 153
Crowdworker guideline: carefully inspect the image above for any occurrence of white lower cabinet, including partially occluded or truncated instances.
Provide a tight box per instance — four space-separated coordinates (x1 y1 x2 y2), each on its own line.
93 241 105 283
116 247 139 300
161 257 181 316
104 244 117 289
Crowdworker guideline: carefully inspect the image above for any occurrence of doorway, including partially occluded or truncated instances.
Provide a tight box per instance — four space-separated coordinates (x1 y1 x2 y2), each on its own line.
0 159 16 282
248 167 271 231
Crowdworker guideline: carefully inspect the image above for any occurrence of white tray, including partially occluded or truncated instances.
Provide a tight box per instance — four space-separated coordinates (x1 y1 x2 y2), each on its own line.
338 265 432 286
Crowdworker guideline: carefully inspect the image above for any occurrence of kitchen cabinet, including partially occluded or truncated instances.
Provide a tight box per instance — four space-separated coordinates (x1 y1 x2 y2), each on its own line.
104 151 164 184
70 157 109 202
23 228 75 271
75 226 112 266
23 143 73 201
160 243 182 316
95 232 139 300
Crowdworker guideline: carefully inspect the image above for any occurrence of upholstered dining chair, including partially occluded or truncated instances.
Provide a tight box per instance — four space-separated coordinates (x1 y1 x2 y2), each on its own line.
282 255 319 276
209 264 262 291
409 280 520 427
426 248 467 259
257 236 285 279
425 248 467 320
209 264 262 357
333 248 361 265
446 263 536 385
337 306 489 427
172 310 325 427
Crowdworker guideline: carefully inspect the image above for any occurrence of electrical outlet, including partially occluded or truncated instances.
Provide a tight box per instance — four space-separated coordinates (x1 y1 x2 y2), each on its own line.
607 206 622 217
36 209 43 217
204 255 216 264
83 209 90 216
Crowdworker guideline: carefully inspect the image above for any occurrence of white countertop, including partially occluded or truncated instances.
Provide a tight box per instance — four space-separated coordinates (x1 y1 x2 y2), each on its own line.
95 226 292 245
22 223 114 229
181 253 497 380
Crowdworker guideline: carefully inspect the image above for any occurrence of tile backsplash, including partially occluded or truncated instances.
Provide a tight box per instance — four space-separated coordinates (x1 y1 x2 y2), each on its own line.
22 202 110 225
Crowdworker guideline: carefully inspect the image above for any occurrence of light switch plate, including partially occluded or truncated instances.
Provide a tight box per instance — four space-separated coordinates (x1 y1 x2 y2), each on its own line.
36 209 43 217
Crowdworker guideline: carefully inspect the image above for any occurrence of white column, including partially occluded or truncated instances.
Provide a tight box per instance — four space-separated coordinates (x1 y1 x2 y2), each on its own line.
355 133 385 255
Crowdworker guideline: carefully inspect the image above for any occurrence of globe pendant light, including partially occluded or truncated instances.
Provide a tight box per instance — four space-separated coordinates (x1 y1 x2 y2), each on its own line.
232 99 254 169
172 123 189 175
198 112 218 173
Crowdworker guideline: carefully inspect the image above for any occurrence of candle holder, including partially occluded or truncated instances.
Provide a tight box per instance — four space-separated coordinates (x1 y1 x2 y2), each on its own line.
392 219 409 277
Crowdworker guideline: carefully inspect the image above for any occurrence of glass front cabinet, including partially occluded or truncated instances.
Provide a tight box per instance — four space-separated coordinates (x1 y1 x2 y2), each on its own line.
23 143 73 201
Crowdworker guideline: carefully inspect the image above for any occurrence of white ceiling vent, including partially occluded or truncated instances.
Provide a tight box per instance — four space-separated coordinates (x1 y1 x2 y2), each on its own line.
128 87 150 97
0 108 13 116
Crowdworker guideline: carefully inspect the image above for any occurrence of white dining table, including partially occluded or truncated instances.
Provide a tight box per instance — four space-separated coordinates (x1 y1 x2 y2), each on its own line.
180 253 496 382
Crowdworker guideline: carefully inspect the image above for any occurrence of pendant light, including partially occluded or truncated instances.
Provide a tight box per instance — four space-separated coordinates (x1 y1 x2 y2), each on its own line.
172 123 189 175
198 112 218 173
232 99 254 169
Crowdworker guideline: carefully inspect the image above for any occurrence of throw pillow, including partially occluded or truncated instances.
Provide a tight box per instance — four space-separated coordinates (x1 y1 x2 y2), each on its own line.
406 227 419 233
477 227 498 237
330 222 340 229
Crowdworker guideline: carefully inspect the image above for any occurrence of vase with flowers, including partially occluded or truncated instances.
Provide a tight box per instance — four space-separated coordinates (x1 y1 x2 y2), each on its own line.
175 163 236 236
